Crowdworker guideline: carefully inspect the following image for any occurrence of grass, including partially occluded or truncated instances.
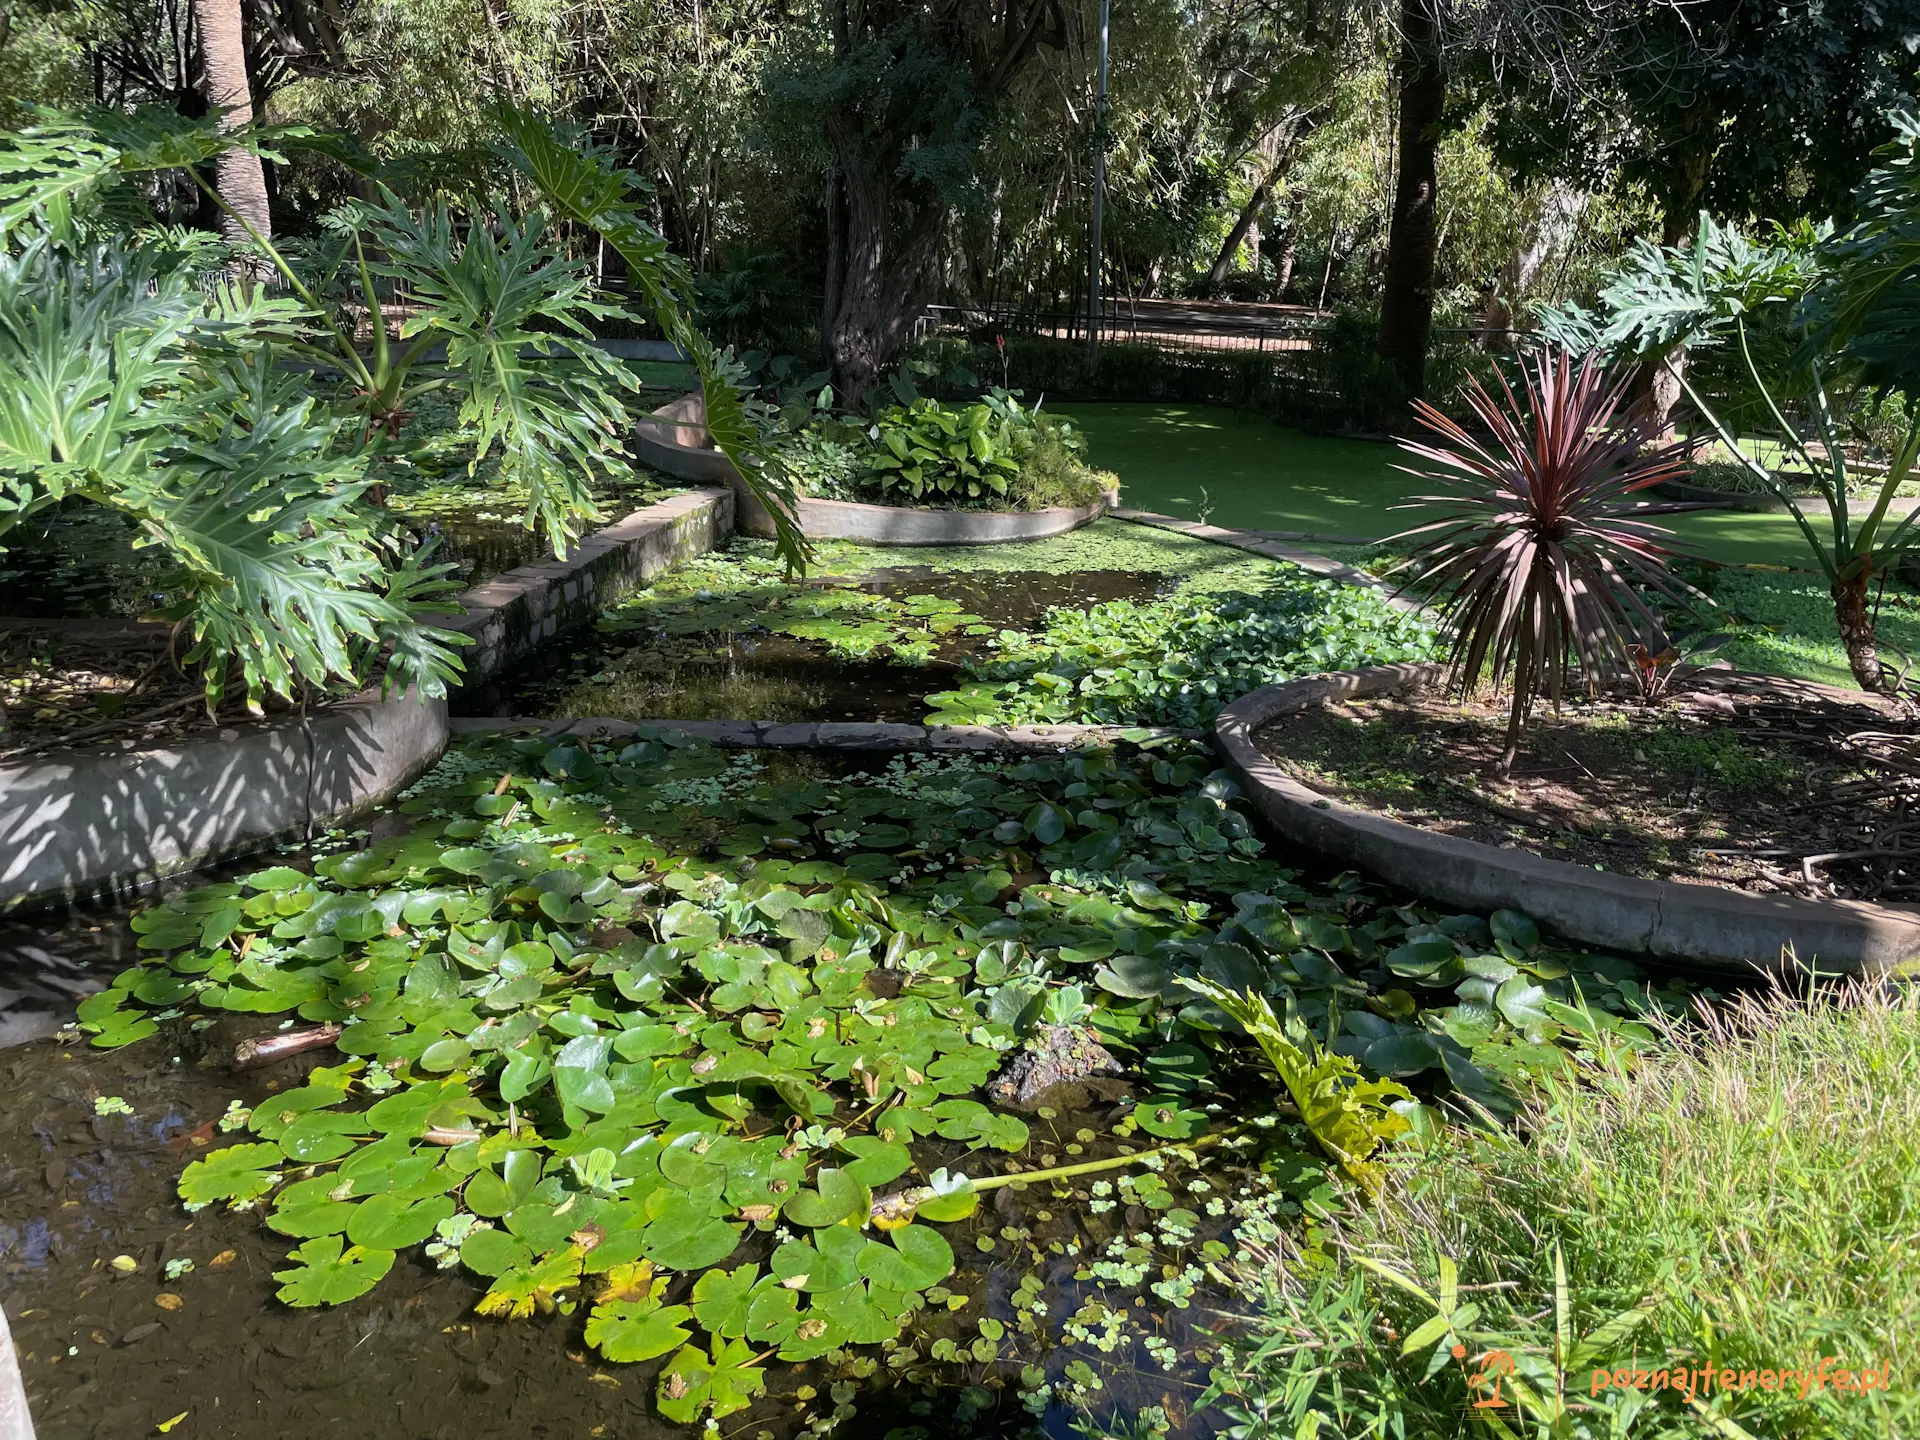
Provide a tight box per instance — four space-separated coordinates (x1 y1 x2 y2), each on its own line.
1058 402 1820 568
1204 984 1920 1439
1058 402 1920 691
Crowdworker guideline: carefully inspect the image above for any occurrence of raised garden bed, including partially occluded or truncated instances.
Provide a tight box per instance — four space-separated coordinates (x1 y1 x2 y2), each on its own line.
1256 678 1908 897
1216 665 1920 975
0 489 732 914
636 394 1117 545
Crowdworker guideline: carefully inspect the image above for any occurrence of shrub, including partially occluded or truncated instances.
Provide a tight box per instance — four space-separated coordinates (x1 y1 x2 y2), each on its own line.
925 575 1437 728
779 391 1114 512
1388 349 1695 772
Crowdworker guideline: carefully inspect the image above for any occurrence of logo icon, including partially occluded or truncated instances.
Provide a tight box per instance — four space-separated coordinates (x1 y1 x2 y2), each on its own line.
1458 1345 1516 1410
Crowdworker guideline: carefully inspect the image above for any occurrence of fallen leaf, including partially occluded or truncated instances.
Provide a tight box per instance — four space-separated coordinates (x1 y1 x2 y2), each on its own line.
154 1293 183 1312
156 1412 188 1433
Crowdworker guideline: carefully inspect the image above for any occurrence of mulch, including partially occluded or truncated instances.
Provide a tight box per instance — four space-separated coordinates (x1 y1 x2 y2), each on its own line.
1254 674 1920 904
0 619 308 759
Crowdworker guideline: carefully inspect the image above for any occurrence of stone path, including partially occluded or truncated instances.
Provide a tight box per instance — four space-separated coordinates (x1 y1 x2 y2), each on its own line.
1111 508 1424 614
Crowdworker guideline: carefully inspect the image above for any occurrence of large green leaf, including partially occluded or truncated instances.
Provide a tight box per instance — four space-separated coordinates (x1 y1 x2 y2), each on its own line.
490 109 805 573
273 1235 396 1307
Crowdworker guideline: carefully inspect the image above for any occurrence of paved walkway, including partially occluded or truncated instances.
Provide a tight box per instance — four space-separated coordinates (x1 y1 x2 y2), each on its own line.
1111 508 1424 614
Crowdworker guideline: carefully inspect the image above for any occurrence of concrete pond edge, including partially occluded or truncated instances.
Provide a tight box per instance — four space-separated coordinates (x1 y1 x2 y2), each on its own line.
1213 663 1920 977
636 393 1117 545
0 488 734 916
450 717 1196 751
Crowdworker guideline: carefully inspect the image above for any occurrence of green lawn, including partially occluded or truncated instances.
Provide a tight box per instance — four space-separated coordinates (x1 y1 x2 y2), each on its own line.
1060 401 1920 691
1059 401 1817 568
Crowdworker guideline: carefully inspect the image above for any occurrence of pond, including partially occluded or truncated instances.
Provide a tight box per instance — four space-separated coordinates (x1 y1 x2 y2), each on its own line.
0 728 1699 1440
455 559 1167 724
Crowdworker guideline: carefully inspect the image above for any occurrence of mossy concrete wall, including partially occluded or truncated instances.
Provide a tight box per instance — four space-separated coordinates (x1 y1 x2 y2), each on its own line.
445 488 732 680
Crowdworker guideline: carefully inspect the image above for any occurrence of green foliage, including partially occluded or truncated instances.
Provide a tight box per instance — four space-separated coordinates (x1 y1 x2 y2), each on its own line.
1810 110 1920 394
866 393 1022 504
789 388 1114 513
0 239 468 708
926 575 1437 728
1180 978 1411 1195
490 109 804 571
302 190 644 556
1203 985 1919 1440
83 731 1698 1426
1547 193 1920 687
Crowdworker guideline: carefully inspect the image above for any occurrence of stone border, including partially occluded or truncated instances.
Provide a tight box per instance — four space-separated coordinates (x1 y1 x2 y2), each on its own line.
636 394 1117 546
1214 663 1920 977
450 717 1194 751
444 488 731 680
0 490 736 916
1111 509 1425 613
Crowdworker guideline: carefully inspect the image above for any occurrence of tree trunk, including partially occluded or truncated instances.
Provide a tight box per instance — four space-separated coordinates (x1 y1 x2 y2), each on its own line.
1479 182 1585 344
1833 571 1889 692
1377 0 1445 398
1204 169 1281 294
193 0 271 242
1273 207 1301 300
820 127 949 401
1634 144 1709 436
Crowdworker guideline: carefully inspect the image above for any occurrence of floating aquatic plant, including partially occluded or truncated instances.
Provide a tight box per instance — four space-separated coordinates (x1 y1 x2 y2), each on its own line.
78 734 1699 1428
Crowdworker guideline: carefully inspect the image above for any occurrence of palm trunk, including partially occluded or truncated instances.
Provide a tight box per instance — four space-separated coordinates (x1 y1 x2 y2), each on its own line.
193 0 271 243
1377 0 1445 398
1833 571 1889 692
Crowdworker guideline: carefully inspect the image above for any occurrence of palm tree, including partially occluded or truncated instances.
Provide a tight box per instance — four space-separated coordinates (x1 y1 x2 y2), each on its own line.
192 0 271 240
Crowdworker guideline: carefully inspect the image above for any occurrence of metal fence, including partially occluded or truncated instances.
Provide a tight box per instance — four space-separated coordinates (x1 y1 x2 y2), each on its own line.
914 299 1330 355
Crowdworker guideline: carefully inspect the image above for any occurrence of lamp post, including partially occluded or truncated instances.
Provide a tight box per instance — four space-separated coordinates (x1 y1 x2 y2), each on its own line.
1085 0 1109 371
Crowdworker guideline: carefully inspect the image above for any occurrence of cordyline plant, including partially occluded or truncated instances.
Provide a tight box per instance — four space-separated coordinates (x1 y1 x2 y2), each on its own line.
1387 350 1698 773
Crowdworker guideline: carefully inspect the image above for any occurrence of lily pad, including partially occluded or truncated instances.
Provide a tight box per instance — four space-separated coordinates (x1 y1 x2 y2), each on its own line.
781 1167 870 1228
856 1224 954 1291
179 1143 283 1208
346 1193 456 1250
273 1236 395 1307
656 1336 766 1424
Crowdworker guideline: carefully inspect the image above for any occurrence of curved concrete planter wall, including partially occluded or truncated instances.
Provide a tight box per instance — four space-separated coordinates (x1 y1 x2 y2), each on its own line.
0 489 733 916
1216 663 1920 977
636 393 1116 546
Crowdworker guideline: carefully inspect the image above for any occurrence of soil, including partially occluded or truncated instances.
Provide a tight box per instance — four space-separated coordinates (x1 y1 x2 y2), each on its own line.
0 620 288 759
1254 676 1920 902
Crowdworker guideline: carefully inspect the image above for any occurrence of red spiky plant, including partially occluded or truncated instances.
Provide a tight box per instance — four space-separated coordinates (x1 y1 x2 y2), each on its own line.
1388 349 1698 774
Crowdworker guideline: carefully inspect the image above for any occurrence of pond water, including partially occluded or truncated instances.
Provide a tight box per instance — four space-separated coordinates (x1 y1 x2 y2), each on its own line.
0 537 1702 1440
455 567 1164 724
1 1018 1252 1440
0 745 1285 1440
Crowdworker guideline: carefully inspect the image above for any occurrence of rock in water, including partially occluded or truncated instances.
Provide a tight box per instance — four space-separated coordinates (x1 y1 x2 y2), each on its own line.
988 1024 1125 1108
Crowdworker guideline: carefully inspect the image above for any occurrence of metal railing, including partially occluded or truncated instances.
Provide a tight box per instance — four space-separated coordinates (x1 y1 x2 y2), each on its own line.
914 299 1331 355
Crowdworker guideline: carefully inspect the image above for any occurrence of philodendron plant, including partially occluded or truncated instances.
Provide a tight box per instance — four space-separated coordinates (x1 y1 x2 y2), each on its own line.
0 105 804 712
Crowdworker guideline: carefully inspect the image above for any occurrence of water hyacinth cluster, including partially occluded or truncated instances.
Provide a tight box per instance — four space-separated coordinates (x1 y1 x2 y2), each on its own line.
927 578 1438 728
77 733 1696 1429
